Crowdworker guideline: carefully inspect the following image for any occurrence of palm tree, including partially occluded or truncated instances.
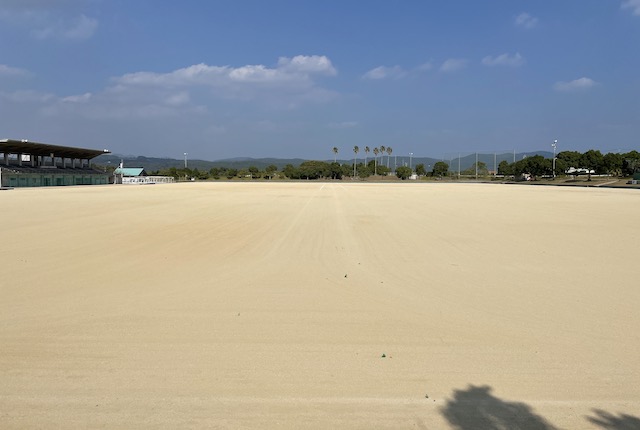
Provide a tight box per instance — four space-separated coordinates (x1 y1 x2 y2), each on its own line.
332 147 338 163
353 145 359 177
364 146 370 165
373 147 380 175
386 146 393 168
380 145 386 168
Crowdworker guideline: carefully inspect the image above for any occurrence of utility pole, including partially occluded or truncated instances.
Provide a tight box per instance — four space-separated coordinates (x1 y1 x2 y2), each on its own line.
552 140 557 178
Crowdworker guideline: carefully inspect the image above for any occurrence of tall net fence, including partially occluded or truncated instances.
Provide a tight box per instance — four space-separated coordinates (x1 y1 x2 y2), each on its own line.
440 150 519 178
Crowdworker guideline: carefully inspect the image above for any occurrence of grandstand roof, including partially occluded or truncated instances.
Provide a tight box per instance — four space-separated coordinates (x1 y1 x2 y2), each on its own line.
0 139 110 159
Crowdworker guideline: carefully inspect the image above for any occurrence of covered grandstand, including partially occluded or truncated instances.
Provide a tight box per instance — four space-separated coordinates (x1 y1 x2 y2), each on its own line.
0 139 110 188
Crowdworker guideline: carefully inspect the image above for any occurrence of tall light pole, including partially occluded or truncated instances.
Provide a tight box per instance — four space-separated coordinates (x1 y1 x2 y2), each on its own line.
409 152 413 171
493 152 497 177
552 140 557 178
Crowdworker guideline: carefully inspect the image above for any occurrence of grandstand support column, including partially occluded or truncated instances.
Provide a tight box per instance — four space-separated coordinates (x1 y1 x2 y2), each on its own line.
4 152 9 165
18 153 23 166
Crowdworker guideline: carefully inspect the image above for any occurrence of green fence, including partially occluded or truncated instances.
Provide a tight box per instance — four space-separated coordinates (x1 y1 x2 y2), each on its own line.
3 172 109 187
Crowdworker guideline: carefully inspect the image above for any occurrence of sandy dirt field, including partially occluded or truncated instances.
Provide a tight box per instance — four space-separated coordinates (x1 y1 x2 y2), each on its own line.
1 182 639 429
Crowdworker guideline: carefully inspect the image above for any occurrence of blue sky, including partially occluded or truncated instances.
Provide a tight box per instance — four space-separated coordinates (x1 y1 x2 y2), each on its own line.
1 0 639 161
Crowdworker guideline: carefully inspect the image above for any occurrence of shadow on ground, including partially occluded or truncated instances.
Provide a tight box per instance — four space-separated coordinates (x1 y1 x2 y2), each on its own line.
587 409 640 430
440 385 640 430
440 385 558 430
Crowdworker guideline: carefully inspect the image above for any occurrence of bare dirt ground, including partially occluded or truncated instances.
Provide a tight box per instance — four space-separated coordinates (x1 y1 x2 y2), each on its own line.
1 182 639 429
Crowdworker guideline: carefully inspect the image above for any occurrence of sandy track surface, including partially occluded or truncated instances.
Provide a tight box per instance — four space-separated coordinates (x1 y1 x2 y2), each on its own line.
1 182 639 429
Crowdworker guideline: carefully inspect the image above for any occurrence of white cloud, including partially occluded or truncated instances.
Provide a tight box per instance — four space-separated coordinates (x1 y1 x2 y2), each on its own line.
116 55 337 93
362 62 434 80
10 55 339 121
515 12 538 29
0 64 30 77
362 65 405 80
440 58 468 72
61 92 91 103
63 14 97 39
277 55 337 76
482 52 525 67
228 65 279 83
116 64 226 87
554 77 598 92
42 93 205 120
416 62 433 72
164 91 190 106
621 0 640 16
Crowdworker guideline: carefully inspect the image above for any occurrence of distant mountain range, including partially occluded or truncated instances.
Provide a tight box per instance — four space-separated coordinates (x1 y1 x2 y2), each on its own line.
93 154 307 172
93 151 554 173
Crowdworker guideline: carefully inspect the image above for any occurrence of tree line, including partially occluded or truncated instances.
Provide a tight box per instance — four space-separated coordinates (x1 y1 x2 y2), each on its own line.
497 149 640 179
150 160 397 181
143 149 638 181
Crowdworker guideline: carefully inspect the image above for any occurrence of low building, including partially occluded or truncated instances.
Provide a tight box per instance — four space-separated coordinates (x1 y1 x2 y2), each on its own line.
0 138 110 188
113 165 174 184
